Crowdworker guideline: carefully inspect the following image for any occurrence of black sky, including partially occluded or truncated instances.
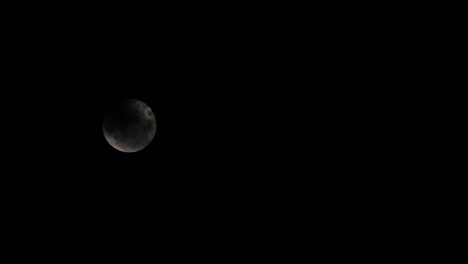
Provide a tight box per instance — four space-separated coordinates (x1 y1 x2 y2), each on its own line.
3 15 198 224
0 3 418 259
2 6 324 255
3 8 302 216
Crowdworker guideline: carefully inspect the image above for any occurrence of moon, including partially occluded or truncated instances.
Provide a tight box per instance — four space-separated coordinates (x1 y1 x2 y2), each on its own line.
103 98 156 153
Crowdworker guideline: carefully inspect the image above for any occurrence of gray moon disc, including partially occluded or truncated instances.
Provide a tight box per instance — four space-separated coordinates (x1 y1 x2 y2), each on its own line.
103 98 156 153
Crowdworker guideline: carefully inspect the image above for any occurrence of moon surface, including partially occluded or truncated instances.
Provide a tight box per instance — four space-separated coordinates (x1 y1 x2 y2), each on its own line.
103 99 156 153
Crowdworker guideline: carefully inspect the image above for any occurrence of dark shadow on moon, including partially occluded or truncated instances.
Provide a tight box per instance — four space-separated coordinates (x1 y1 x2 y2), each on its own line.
103 98 157 153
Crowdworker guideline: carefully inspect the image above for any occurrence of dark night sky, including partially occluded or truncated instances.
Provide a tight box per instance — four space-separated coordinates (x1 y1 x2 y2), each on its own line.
0 4 417 259
2 11 206 236
1 6 336 255
3 9 306 218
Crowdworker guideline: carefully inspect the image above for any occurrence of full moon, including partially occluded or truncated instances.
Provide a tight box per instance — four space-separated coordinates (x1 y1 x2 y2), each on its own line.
103 98 156 153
